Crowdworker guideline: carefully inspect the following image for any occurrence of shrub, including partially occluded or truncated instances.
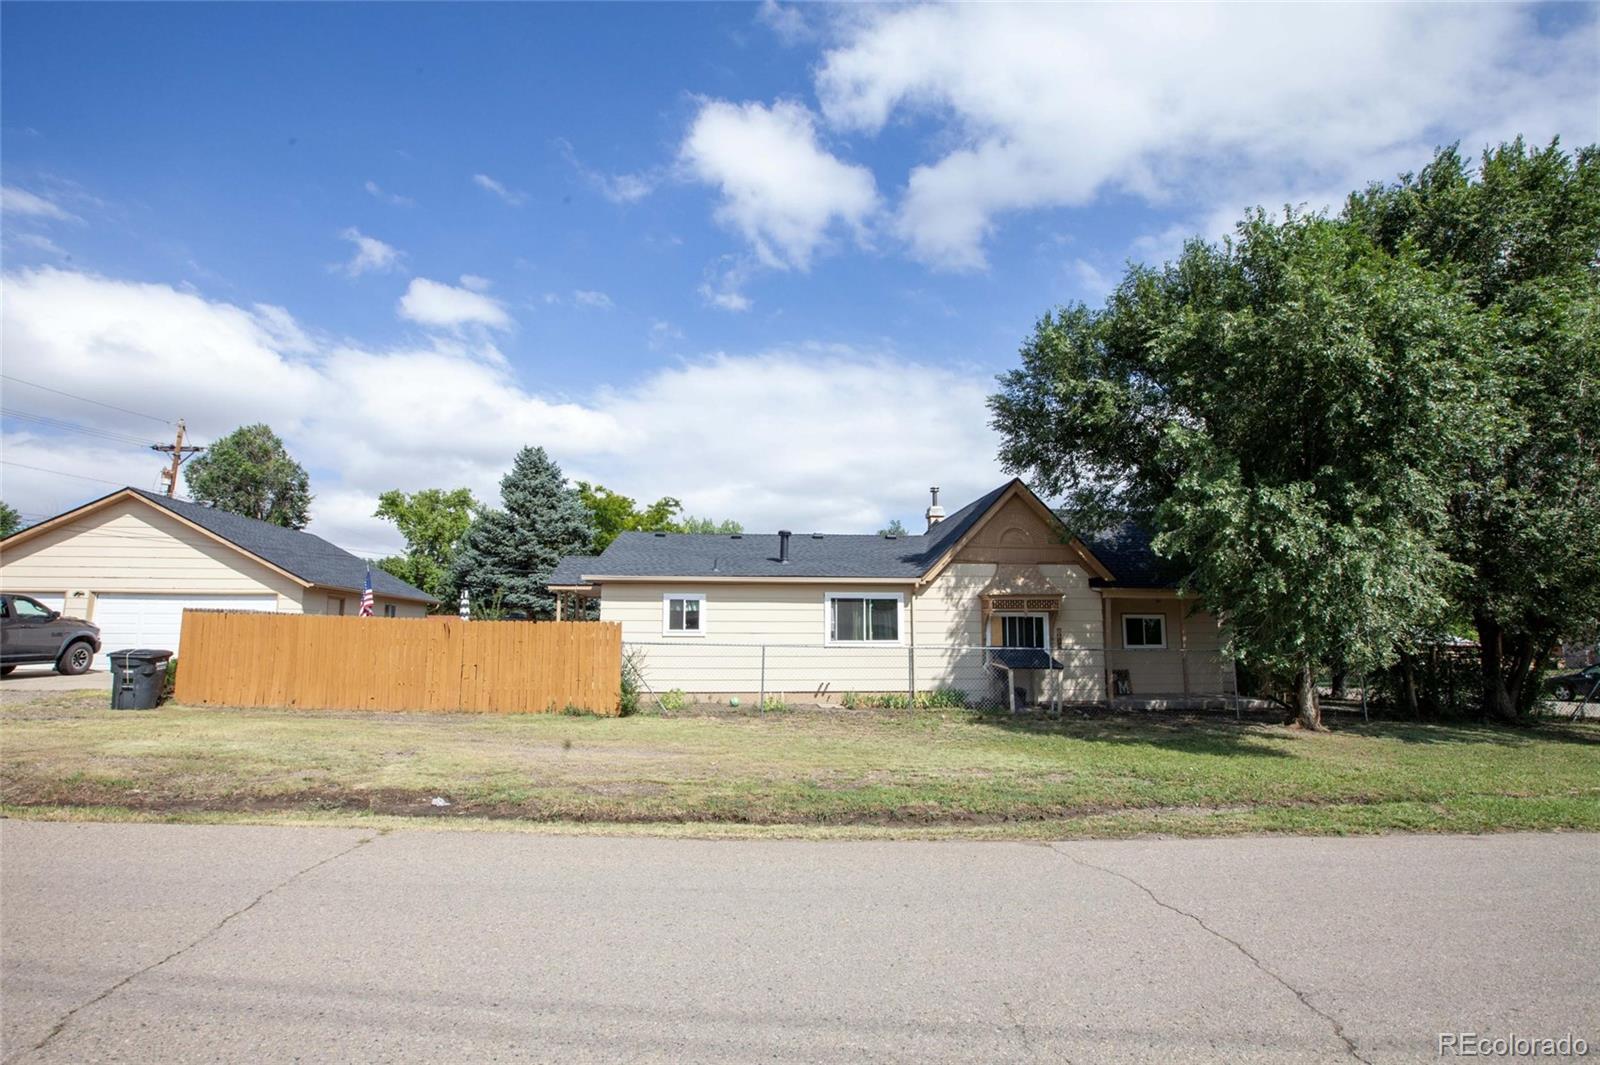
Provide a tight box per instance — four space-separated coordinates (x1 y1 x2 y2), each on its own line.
659 688 689 712
840 692 862 709
760 695 790 713
918 686 969 710
619 647 645 716
162 659 179 701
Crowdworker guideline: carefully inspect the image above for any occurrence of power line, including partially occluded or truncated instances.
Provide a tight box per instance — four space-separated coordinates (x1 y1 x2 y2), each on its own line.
0 461 127 486
0 374 172 426
0 408 157 448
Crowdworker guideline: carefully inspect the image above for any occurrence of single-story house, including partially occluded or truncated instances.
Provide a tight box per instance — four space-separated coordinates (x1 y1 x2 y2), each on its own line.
0 487 434 666
549 479 1233 707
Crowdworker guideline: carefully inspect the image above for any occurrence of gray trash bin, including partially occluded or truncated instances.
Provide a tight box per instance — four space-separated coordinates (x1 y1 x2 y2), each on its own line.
109 649 174 710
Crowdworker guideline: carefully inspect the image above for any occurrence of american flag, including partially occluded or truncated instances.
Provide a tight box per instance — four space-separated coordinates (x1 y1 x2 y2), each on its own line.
359 569 374 617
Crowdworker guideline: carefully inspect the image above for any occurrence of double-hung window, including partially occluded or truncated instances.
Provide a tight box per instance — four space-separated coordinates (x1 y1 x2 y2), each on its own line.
1000 614 1048 649
662 593 705 637
827 593 901 643
1122 614 1166 650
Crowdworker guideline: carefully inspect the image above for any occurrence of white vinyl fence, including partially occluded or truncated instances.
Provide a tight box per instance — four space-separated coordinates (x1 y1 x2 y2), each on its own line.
624 641 1239 713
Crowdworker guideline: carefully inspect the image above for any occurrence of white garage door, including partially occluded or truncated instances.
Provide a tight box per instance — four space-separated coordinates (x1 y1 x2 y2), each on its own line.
92 594 278 666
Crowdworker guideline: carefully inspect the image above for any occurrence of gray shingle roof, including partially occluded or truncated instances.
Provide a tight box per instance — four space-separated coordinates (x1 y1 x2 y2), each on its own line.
553 481 1037 582
548 556 593 587
1080 521 1181 589
128 489 436 602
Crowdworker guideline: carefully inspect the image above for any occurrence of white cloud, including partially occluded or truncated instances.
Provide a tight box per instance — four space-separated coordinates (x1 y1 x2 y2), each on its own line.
1 267 1003 554
814 4 1600 270
333 227 403 277
679 99 879 270
397 277 512 331
648 319 684 350
757 0 815 45
556 139 657 204
698 256 756 312
1068 259 1114 302
572 289 614 310
8 233 69 258
459 274 492 292
472 172 526 207
1 186 80 223
363 180 416 207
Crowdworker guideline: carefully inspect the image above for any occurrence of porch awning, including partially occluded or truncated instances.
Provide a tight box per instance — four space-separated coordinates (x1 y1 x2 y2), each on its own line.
987 648 1064 671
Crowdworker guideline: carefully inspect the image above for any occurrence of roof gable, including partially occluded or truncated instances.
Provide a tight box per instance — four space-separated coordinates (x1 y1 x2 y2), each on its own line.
4 488 436 603
556 479 1117 585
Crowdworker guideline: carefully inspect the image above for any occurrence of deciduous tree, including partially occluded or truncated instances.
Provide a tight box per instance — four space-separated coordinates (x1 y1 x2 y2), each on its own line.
991 210 1480 728
183 423 312 529
373 488 477 604
1345 138 1600 720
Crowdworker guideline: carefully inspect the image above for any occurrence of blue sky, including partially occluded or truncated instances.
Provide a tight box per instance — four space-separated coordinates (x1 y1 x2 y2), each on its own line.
3 2 1596 554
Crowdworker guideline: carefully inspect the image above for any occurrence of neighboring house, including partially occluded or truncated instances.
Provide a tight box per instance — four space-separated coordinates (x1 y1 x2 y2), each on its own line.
0 487 435 666
549 479 1232 706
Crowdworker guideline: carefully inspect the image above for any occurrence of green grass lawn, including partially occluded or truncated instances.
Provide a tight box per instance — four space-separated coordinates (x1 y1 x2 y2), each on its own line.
2 691 1596 838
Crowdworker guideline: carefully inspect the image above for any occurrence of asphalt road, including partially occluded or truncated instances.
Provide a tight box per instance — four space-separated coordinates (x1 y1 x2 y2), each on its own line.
2 824 1595 1064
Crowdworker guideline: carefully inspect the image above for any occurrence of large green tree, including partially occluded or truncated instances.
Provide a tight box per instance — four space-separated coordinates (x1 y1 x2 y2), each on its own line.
1345 139 1600 720
991 209 1480 728
577 482 681 551
373 488 477 604
0 502 21 538
183 423 312 529
577 482 743 548
452 447 595 618
677 516 743 535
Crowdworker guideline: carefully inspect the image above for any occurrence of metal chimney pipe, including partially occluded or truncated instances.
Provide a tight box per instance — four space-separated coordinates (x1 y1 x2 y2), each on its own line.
778 529 792 563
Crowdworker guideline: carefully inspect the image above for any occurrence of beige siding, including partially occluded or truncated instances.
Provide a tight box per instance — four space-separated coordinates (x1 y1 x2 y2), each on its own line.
0 499 304 617
301 587 430 619
1104 597 1231 695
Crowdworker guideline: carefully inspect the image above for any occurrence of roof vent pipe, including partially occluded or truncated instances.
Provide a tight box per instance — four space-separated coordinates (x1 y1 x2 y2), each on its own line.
778 529 792 563
925 486 945 530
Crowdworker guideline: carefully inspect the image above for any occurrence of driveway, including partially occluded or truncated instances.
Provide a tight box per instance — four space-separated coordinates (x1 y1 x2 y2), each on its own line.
0 667 111 693
1 824 1595 1064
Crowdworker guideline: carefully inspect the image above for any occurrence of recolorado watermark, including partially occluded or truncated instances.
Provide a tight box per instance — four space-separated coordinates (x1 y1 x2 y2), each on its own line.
1439 1032 1589 1057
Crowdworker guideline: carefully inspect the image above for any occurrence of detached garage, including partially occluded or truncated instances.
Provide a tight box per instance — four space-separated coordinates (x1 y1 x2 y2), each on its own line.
0 488 435 667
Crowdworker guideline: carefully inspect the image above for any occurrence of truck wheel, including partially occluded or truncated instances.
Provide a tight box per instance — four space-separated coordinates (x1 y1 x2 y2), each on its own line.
1553 684 1573 701
57 642 94 676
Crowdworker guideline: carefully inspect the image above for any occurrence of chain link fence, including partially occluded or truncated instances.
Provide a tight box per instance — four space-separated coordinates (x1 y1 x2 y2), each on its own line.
623 641 1239 713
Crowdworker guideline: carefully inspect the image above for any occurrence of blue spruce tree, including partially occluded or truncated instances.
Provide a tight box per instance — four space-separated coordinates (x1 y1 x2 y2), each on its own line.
451 447 595 618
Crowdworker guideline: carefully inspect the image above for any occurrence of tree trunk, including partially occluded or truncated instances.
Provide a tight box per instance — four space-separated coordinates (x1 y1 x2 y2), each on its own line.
1329 668 1348 701
1289 665 1325 730
1475 614 1518 722
1401 653 1419 718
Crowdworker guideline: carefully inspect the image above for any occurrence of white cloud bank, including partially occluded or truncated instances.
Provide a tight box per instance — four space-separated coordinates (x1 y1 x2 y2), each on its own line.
684 5 1598 272
1 268 1001 555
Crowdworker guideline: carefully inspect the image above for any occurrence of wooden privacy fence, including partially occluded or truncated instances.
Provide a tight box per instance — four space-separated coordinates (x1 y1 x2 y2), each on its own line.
174 613 622 714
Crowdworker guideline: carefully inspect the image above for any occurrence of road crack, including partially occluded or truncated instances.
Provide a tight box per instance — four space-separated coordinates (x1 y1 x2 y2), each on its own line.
1048 844 1371 1065
14 831 383 1062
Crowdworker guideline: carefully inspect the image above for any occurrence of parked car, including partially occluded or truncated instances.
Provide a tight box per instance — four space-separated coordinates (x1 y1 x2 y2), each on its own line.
0 594 101 676
1546 664 1600 702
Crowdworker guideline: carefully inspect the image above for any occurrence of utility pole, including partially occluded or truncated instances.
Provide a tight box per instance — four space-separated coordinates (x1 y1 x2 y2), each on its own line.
151 419 204 497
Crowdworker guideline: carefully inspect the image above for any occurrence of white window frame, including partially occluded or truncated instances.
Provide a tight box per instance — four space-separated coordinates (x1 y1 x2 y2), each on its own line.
661 593 707 638
824 592 905 646
996 611 1051 650
1122 613 1167 650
